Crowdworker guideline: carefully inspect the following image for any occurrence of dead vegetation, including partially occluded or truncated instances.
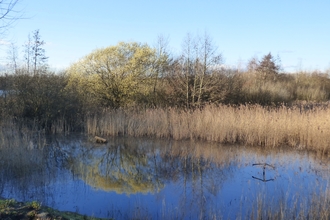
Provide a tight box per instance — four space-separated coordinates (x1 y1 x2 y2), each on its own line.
87 104 330 153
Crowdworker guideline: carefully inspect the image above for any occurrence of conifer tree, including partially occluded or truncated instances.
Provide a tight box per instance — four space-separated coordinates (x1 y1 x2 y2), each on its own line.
256 52 280 75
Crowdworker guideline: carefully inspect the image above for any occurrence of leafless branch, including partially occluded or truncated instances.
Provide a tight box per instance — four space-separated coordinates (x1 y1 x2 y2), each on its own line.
0 0 22 33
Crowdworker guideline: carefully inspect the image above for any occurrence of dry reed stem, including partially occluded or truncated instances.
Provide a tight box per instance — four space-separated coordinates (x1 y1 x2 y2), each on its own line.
86 105 330 152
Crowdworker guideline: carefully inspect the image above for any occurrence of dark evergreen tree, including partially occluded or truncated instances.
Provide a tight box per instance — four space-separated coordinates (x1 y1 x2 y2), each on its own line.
256 52 280 75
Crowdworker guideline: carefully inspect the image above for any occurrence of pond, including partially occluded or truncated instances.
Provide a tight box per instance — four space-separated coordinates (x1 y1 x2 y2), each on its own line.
0 134 329 219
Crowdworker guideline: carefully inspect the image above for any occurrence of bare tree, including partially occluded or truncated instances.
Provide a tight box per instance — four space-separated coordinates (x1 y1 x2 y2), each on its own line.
23 33 32 72
31 29 48 74
167 32 223 108
247 56 259 73
163 33 195 108
182 33 194 107
6 42 18 73
196 32 223 107
23 30 48 74
151 35 171 106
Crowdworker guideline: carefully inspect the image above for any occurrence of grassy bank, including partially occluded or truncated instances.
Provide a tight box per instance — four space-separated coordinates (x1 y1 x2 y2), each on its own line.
87 104 330 153
0 198 108 220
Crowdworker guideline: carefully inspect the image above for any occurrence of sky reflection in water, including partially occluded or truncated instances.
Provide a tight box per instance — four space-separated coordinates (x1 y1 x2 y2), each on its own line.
0 134 329 219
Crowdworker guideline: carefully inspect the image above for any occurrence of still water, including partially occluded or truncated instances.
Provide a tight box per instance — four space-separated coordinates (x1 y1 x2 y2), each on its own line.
0 134 329 219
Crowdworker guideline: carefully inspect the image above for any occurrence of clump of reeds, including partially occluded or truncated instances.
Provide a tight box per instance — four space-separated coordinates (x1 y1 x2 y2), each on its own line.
86 104 330 153
0 119 46 149
248 186 330 220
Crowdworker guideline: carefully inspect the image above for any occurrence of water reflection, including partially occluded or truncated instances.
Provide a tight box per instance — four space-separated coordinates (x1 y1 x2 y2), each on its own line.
0 134 329 219
68 139 164 194
252 163 275 182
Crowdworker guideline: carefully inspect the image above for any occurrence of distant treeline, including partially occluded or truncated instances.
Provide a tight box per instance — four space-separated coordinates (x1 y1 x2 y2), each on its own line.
0 68 329 133
0 35 330 133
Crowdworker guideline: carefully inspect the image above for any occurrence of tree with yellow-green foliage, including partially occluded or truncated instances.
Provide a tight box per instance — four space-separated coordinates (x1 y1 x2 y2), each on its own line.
67 42 158 108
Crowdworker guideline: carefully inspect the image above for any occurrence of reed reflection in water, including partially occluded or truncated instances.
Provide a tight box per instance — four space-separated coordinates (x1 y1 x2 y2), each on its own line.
0 134 329 219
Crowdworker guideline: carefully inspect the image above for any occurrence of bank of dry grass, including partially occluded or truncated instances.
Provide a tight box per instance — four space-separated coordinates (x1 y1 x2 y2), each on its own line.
87 105 330 153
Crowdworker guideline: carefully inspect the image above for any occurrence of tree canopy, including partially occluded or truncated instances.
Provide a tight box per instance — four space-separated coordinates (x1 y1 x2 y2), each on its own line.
67 42 158 108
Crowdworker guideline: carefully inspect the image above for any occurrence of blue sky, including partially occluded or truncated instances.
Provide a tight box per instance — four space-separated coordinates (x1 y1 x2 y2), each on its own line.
0 0 329 72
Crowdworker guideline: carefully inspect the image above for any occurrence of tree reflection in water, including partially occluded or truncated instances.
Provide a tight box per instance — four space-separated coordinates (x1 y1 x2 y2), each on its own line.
0 134 329 219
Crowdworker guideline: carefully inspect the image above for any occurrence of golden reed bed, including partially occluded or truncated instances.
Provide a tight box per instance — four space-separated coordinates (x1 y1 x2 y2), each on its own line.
86 105 330 153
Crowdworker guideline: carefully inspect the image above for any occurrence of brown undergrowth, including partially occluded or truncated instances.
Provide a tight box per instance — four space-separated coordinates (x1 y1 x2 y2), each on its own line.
87 104 330 153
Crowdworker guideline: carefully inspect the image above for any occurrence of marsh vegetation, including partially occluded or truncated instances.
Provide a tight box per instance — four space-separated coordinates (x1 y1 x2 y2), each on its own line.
2 59 330 152
1 33 330 151
0 31 330 219
87 104 330 153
